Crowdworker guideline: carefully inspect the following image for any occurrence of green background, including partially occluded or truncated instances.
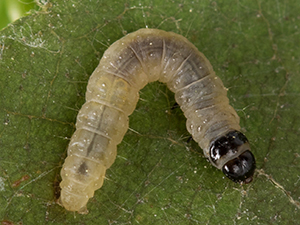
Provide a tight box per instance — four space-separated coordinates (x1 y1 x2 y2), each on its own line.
0 0 299 224
0 0 36 30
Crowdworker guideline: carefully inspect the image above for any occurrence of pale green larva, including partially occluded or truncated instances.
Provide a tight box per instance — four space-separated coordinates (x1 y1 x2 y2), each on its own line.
59 28 256 213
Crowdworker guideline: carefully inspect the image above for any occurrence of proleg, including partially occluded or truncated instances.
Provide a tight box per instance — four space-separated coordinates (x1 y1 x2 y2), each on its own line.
59 28 256 213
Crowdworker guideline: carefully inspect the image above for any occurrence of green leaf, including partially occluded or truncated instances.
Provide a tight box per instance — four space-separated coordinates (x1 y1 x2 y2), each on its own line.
0 0 36 30
1 0 299 224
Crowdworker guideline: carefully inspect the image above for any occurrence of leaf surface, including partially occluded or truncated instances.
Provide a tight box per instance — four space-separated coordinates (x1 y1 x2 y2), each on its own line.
0 0 299 224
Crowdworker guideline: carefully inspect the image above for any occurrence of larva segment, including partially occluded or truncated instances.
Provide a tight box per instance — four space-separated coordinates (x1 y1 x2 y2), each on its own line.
76 101 129 144
86 71 140 115
59 28 255 213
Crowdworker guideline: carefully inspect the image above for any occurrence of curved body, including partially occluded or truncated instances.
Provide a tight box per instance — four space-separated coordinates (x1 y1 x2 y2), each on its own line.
59 29 255 213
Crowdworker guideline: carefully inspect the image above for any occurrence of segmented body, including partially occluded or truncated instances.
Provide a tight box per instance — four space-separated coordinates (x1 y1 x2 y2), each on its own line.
59 29 255 213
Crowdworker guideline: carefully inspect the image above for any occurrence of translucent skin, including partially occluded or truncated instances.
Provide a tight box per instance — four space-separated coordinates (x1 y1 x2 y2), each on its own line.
59 29 252 213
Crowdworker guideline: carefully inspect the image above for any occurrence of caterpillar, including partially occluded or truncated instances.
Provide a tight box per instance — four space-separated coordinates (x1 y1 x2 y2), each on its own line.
59 28 256 213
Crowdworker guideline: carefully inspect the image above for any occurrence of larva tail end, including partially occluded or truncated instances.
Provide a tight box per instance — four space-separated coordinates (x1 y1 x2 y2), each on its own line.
222 150 256 184
58 189 89 214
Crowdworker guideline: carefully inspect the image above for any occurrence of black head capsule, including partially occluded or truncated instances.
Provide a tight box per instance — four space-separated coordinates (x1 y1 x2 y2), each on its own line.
210 130 256 184
222 150 256 184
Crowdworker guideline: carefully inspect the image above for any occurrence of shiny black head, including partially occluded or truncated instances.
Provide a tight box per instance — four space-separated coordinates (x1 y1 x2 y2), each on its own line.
222 150 256 183
210 130 256 184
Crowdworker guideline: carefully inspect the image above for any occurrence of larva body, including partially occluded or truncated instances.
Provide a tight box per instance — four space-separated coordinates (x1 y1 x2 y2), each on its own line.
59 29 255 213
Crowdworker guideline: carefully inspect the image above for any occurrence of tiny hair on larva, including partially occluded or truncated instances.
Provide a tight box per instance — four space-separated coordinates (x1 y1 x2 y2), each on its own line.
58 28 256 214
